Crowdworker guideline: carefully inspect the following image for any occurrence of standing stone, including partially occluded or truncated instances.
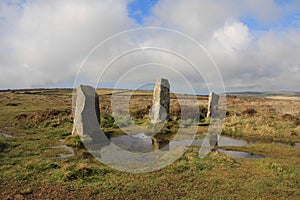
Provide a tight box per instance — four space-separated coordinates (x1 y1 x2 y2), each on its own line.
150 78 170 124
72 85 100 136
207 92 220 118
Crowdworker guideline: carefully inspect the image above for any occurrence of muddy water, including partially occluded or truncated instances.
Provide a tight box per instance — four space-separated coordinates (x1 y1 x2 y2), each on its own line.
52 145 75 158
0 133 13 138
111 134 249 148
292 143 300 148
110 133 265 158
56 133 298 159
52 140 75 158
110 133 153 153
217 149 265 158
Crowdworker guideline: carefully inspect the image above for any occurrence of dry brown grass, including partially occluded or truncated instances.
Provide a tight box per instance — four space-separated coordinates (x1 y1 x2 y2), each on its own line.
223 95 300 143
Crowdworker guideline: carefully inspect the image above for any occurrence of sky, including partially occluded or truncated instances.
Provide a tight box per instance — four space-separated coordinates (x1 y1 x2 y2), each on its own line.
0 0 300 93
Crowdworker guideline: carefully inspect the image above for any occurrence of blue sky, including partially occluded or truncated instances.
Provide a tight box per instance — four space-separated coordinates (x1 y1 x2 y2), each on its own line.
127 0 300 31
127 0 158 24
0 0 300 91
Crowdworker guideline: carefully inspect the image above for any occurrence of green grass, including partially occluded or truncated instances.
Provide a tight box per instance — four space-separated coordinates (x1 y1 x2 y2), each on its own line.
1 134 299 199
223 96 300 143
0 89 300 199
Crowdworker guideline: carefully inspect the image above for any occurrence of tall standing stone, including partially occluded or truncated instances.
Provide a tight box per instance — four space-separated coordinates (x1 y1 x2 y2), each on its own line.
150 78 170 124
72 85 100 136
207 92 220 118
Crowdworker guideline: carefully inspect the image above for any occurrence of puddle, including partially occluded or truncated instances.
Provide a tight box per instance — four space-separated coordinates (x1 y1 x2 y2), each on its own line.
0 133 13 138
218 136 248 146
109 133 299 158
110 134 249 153
111 133 204 152
185 136 263 158
169 136 247 149
219 137 300 149
110 133 153 153
4 126 14 130
218 149 264 158
131 133 152 139
292 143 300 148
52 145 74 158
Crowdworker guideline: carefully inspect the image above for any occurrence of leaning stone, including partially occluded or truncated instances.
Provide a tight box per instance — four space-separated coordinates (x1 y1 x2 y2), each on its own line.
207 92 220 118
150 78 170 124
72 85 100 136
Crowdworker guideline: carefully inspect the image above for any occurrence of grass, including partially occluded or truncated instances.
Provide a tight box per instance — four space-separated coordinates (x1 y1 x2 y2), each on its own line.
223 96 300 143
0 89 299 199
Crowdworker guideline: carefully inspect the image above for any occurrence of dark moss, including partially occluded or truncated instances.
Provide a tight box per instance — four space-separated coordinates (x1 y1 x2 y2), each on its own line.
241 108 257 116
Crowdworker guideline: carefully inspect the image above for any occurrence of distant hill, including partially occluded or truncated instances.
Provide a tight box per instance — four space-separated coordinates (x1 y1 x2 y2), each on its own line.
226 91 300 97
226 91 263 95
1 88 299 98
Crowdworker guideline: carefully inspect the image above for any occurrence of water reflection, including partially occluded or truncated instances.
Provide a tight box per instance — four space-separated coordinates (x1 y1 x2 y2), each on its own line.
110 134 250 153
218 149 264 158
292 143 300 148
52 145 75 158
110 133 153 153
0 133 13 138
218 136 248 146
109 133 298 159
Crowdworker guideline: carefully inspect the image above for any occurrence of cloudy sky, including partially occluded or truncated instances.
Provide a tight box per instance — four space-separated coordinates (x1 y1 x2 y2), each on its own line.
1 0 300 93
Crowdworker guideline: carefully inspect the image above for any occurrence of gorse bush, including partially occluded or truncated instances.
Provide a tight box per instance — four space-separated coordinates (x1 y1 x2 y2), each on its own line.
100 112 118 128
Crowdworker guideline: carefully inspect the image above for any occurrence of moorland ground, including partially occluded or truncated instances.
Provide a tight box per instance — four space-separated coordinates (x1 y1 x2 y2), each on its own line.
0 89 299 199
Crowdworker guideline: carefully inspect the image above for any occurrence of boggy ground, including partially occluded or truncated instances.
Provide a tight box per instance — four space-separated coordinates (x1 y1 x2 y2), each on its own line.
0 89 299 199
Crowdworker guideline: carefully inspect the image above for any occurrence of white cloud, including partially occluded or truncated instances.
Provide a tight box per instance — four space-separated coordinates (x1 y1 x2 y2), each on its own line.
0 0 135 88
147 0 239 40
0 0 300 92
213 21 253 52
207 26 300 91
145 0 300 91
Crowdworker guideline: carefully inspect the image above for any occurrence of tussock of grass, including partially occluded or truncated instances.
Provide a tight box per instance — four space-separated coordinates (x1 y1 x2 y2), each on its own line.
294 126 300 135
0 140 7 152
64 135 83 148
241 108 257 116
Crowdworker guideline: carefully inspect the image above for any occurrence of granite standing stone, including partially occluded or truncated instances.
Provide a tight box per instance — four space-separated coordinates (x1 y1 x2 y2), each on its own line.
207 92 220 118
150 78 170 124
72 85 100 136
